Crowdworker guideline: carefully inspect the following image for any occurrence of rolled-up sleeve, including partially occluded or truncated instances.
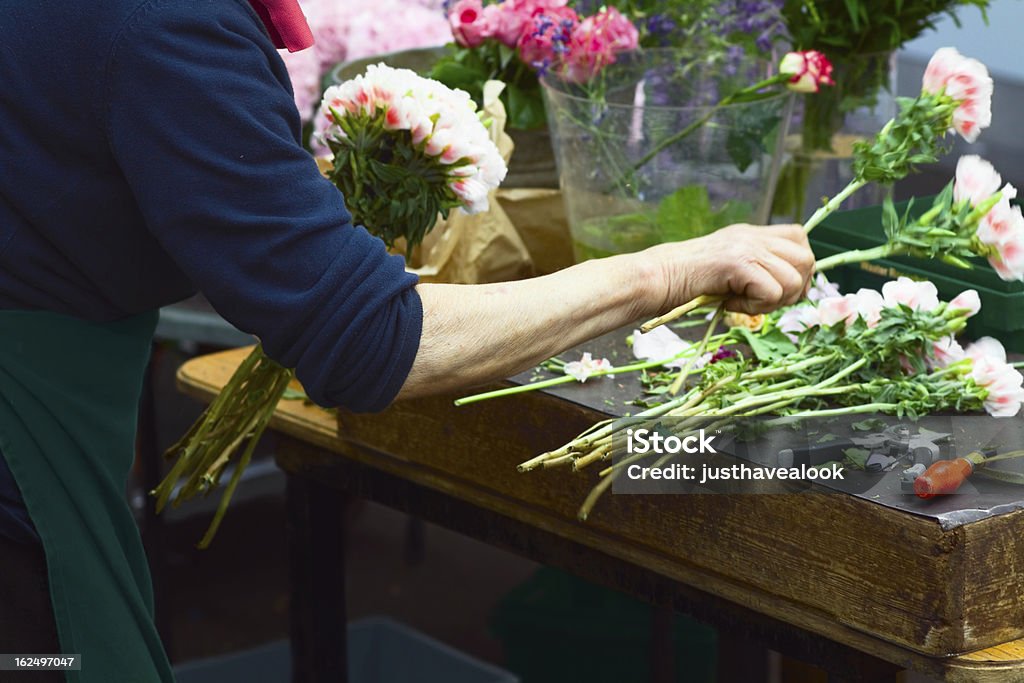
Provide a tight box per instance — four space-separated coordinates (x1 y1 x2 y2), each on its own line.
103 0 422 411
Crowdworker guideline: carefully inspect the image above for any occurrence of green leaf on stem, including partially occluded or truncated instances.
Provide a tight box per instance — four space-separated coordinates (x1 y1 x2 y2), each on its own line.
729 326 798 363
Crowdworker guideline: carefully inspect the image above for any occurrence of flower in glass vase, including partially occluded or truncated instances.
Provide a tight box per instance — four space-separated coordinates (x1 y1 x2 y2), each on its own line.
430 0 638 130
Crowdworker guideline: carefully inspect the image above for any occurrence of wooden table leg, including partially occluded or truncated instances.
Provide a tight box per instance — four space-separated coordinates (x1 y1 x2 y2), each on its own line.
287 473 349 683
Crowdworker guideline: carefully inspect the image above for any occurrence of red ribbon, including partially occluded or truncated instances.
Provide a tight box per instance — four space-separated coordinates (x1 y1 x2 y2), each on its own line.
249 0 314 52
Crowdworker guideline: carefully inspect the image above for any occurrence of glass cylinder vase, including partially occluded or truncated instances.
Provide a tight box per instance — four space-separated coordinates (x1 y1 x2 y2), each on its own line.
541 49 794 262
772 52 898 222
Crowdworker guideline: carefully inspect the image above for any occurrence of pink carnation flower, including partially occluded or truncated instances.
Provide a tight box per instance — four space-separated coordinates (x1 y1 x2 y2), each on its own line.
948 289 982 317
314 64 506 214
970 355 1024 417
921 47 993 143
929 335 966 370
778 305 821 342
953 155 1002 207
966 336 1007 364
778 50 835 94
881 277 940 312
631 326 692 368
562 7 638 82
817 294 858 327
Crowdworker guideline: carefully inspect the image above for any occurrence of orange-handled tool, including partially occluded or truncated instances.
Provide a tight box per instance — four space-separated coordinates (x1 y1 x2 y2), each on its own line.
911 449 1024 498
914 456 981 498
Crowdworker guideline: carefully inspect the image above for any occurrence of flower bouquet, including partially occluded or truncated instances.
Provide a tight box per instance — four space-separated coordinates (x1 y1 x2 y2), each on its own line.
155 64 507 547
429 0 639 130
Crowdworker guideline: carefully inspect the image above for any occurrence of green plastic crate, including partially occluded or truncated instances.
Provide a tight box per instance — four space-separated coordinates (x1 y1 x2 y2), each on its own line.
810 198 1024 352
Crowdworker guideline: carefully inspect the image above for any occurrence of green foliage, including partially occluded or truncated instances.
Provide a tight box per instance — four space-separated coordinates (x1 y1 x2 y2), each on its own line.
325 111 463 257
657 185 755 241
783 0 991 151
851 93 956 184
726 105 784 173
429 43 547 131
729 326 799 363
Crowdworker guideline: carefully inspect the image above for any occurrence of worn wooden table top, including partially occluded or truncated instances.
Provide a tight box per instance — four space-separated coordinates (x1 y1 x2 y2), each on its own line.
178 346 1024 682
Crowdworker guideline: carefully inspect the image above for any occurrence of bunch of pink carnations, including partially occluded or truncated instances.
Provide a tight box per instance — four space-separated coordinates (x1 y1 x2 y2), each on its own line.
447 0 639 81
314 63 507 249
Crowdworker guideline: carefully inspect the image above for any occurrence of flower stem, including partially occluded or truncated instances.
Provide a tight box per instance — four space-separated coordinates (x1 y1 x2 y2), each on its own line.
814 243 900 273
627 75 784 175
454 341 726 406
669 305 724 395
802 178 867 234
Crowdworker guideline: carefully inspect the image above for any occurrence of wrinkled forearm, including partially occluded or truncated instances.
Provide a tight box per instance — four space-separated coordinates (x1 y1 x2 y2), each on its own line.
397 251 672 400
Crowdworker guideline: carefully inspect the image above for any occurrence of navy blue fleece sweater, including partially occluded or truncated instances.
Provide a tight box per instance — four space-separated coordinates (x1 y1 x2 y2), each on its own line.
0 0 423 539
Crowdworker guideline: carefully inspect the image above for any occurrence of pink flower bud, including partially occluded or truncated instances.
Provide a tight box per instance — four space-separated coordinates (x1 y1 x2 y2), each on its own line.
778 51 834 94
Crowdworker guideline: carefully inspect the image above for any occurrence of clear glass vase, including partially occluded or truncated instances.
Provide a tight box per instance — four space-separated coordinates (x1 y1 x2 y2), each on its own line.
540 49 793 262
772 52 898 222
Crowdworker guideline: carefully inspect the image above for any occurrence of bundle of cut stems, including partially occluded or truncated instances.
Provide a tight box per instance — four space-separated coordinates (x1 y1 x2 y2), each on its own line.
519 353 903 520
151 347 292 548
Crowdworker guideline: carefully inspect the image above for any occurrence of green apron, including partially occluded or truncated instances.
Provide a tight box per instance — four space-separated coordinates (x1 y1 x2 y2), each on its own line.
0 309 174 683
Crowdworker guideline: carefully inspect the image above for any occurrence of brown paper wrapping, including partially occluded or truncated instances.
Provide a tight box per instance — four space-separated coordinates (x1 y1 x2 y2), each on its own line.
406 80 534 284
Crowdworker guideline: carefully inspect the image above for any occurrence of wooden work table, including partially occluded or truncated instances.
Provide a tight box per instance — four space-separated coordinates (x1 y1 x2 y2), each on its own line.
178 345 1024 683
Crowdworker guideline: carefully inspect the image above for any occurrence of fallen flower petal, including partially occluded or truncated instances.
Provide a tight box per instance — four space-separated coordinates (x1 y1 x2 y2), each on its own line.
563 352 614 382
631 326 692 368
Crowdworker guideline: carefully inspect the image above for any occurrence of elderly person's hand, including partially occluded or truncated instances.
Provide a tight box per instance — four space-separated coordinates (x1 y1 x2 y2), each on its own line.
646 223 815 315
401 222 816 398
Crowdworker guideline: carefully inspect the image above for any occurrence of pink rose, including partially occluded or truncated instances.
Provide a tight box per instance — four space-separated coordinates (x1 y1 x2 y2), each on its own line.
953 155 1002 207
881 277 940 312
778 50 835 94
449 0 493 48
483 3 529 47
948 290 982 317
921 47 993 143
